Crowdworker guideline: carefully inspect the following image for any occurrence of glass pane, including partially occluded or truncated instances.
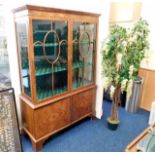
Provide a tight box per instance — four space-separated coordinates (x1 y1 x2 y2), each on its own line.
72 22 96 89
33 20 68 101
16 18 31 97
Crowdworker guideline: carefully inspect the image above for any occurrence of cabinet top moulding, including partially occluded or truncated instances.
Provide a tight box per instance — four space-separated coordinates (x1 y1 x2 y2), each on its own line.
12 5 101 17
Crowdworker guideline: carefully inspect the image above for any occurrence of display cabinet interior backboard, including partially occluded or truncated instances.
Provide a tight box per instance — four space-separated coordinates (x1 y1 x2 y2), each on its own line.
13 5 99 151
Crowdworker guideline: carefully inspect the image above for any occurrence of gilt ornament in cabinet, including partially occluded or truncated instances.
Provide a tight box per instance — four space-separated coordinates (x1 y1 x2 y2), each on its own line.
13 5 99 151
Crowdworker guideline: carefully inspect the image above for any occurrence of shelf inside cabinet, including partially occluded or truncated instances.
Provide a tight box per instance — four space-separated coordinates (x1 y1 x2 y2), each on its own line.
73 41 94 45
34 42 67 48
34 43 59 47
35 62 92 77
36 86 67 101
33 30 48 33
72 62 92 70
72 62 83 69
35 65 67 76
80 41 94 45
72 79 92 89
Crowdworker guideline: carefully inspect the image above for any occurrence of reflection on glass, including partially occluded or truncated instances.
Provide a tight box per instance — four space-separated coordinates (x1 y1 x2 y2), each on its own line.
72 22 96 89
16 18 31 97
33 20 68 101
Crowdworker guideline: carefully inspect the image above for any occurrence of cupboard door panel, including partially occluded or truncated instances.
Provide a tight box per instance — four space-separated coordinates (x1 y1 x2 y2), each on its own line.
71 89 94 121
34 98 71 138
139 69 155 111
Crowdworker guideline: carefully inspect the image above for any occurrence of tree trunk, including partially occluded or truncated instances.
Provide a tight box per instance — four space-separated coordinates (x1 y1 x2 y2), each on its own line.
111 85 121 121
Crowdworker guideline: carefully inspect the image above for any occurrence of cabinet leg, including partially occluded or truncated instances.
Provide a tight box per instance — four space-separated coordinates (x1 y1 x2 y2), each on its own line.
31 140 43 152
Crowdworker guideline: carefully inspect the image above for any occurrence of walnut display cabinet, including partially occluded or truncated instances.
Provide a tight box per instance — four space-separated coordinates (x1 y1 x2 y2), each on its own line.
13 5 99 151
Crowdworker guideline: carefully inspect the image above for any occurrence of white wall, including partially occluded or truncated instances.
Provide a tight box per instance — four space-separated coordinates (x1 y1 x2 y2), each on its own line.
108 1 155 71
3 5 22 125
3 0 110 127
141 1 155 70
96 3 110 118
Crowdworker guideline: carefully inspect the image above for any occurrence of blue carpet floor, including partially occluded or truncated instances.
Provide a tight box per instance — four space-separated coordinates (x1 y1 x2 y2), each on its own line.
21 100 149 152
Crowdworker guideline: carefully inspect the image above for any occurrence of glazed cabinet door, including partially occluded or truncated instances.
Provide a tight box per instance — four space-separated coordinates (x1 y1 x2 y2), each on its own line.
32 20 68 102
72 22 96 90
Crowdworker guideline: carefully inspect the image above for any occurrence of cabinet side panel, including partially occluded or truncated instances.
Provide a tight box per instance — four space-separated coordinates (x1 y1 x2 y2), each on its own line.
138 68 148 110
146 71 155 110
71 88 95 122
34 98 71 139
15 18 32 98
92 88 97 116
21 99 35 136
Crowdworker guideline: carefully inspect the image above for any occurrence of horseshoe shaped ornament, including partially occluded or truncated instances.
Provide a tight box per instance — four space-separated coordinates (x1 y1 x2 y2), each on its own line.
78 31 91 59
43 30 60 65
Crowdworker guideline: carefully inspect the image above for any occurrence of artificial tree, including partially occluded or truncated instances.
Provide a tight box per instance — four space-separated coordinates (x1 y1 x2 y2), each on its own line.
102 18 150 130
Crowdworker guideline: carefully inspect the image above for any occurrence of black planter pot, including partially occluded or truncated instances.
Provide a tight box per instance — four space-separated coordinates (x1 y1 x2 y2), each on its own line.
107 118 119 131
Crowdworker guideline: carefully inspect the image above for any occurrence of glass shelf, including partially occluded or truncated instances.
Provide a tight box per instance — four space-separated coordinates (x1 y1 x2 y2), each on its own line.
73 41 94 45
33 30 49 33
35 62 92 76
72 62 83 69
34 42 67 47
36 86 67 101
35 65 67 76
72 79 91 89
34 43 59 47
72 62 92 70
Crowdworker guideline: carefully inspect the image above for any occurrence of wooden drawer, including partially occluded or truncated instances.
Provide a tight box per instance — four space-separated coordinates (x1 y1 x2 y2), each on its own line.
71 89 94 122
34 98 71 139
